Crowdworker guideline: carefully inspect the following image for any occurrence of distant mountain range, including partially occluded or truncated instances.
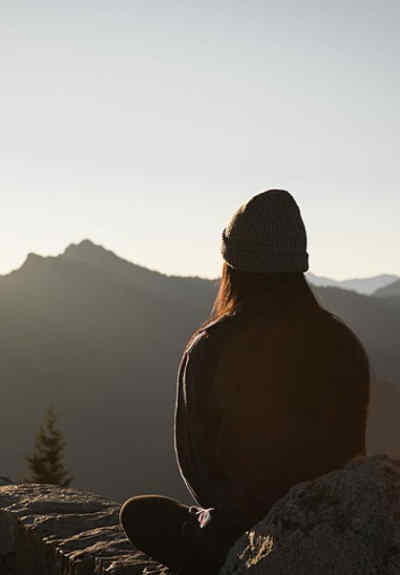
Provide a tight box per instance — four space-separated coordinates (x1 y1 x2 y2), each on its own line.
374 278 400 299
306 272 399 295
1 240 399 503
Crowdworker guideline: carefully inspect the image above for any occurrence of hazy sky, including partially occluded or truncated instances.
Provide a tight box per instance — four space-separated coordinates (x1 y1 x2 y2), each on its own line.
1 1 399 279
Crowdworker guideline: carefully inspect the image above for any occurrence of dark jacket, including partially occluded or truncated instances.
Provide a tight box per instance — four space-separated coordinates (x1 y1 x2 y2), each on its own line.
174 303 370 522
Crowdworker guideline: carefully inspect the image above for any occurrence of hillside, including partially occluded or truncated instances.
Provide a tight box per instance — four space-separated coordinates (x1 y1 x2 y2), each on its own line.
1 240 399 502
0 241 216 502
312 286 400 385
307 272 399 295
373 278 400 300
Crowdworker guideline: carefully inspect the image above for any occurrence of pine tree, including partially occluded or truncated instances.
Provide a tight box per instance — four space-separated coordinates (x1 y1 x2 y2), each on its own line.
25 405 73 487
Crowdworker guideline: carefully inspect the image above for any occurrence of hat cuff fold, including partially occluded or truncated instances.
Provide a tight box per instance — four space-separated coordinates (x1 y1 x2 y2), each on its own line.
221 234 309 273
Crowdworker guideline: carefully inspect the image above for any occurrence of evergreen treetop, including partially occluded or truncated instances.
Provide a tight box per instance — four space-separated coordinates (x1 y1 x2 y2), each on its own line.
25 405 73 487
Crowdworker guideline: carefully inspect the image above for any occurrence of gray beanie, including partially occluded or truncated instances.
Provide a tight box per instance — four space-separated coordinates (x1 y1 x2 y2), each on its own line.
221 189 309 273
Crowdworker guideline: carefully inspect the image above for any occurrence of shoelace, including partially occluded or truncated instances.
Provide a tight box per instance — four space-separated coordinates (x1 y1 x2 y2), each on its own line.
189 505 215 528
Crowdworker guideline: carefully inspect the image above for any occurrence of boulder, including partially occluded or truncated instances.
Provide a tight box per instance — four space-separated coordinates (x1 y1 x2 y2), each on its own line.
221 454 400 574
2 456 400 574
0 483 168 574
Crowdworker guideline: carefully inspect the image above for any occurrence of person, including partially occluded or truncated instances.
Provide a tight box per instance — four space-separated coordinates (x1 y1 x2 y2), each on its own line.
120 189 371 574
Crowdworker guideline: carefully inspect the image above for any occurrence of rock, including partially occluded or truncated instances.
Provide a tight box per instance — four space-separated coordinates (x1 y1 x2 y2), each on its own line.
221 454 400 574
2 456 399 574
0 483 169 574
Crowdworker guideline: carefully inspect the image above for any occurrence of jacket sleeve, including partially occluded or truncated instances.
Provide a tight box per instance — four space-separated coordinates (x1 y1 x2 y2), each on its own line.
174 332 228 508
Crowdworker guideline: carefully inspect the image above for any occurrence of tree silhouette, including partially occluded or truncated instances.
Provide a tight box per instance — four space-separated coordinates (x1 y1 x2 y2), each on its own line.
25 405 73 487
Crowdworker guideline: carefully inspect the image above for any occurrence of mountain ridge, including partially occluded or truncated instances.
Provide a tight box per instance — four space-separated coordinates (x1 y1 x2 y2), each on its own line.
306 271 399 295
374 278 400 299
2 239 397 295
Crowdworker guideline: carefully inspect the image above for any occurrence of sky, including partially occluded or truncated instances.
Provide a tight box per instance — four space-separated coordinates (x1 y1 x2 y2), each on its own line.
1 0 399 280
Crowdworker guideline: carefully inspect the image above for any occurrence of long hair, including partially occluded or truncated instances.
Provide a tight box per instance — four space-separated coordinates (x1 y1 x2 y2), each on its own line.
211 263 318 319
186 262 319 349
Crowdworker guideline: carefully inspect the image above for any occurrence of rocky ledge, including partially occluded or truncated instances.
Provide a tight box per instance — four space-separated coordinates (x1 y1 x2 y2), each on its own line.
0 483 167 574
1 455 400 574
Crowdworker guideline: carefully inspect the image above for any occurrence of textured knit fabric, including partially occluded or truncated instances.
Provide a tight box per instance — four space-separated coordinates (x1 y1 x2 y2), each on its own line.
221 189 309 272
174 304 370 525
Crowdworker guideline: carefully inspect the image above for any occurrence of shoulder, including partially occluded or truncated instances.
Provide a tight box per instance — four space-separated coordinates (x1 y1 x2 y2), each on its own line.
185 313 237 357
312 307 370 367
315 306 362 342
178 314 237 383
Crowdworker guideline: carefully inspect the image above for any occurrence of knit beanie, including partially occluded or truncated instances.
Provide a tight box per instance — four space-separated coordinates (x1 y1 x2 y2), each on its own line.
221 189 309 273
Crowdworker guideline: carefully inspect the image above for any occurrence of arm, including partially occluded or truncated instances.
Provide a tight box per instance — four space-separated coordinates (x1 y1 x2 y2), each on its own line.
174 332 228 508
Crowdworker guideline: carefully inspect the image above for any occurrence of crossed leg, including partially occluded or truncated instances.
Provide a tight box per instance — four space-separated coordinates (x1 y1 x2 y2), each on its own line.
119 494 248 574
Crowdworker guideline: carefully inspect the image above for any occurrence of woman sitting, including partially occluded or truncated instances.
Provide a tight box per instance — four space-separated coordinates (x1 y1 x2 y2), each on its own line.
120 189 370 574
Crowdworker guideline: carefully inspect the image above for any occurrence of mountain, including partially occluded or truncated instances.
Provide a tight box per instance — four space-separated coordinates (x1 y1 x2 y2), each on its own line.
366 378 400 458
311 286 400 385
306 272 399 295
61 239 218 304
1 240 399 503
0 240 216 503
373 278 400 300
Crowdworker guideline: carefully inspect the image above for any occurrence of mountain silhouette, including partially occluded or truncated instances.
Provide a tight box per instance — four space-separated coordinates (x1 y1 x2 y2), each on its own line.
1 240 399 502
313 286 400 385
373 278 400 300
306 271 399 295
